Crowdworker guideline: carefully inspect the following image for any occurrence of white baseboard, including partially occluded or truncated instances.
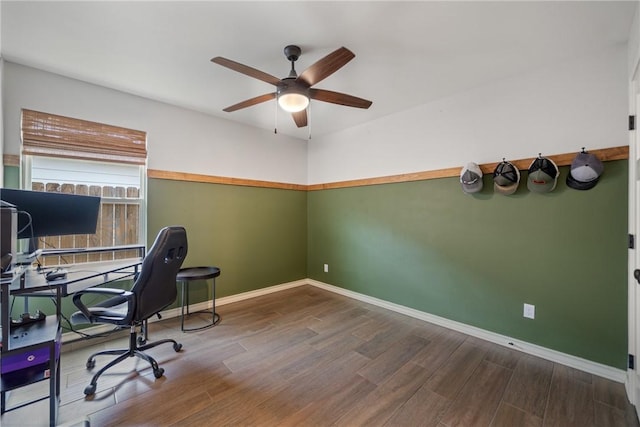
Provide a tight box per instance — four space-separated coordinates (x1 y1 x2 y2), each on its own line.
62 277 626 384
215 279 309 306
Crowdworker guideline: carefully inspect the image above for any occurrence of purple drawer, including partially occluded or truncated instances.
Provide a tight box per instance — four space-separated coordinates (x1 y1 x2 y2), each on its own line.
1 341 61 374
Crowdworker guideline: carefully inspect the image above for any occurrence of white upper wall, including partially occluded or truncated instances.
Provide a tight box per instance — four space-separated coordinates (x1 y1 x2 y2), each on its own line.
3 62 308 185
308 44 628 185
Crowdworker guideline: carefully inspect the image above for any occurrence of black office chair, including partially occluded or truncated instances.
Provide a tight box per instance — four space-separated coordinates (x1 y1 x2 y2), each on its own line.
70 226 188 396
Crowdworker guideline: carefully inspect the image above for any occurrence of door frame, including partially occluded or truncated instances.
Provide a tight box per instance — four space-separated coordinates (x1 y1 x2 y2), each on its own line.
628 58 640 415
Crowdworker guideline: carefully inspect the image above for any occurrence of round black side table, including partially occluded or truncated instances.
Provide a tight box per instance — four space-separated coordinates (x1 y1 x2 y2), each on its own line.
176 266 221 331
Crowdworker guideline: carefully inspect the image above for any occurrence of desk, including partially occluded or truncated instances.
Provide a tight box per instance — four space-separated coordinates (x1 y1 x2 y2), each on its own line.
0 246 144 426
20 258 144 297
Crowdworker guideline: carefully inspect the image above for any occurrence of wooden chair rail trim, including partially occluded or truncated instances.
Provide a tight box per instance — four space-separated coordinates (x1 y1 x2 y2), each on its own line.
146 169 307 191
308 145 629 191
5 145 629 191
3 154 20 167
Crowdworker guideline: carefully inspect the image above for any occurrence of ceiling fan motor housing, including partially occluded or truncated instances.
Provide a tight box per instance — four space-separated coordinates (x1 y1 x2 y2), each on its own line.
278 77 309 96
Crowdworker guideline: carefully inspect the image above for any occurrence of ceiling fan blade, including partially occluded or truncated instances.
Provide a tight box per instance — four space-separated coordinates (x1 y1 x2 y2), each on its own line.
222 93 276 112
211 57 281 86
298 47 355 87
292 110 308 128
310 89 372 109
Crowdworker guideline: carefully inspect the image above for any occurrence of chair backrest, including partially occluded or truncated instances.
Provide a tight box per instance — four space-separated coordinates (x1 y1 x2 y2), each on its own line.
131 226 188 322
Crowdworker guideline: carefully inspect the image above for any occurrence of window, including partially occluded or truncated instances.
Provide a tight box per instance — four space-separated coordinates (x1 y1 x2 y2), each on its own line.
20 109 147 264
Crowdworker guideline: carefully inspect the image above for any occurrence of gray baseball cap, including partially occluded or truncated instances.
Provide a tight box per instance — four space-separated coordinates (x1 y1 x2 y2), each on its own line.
460 162 483 194
493 160 520 195
527 156 559 193
566 151 603 191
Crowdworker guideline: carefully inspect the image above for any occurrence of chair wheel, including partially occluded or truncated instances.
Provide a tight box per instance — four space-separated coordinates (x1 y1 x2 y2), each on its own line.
154 368 164 378
84 384 96 396
86 359 95 369
173 343 182 352
137 336 147 346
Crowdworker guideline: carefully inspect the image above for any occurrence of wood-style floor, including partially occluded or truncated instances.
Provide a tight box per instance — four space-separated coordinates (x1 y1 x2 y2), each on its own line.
2 285 639 426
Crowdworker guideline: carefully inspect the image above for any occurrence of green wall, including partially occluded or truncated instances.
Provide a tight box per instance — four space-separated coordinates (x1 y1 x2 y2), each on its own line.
307 160 629 369
147 178 308 298
3 165 19 188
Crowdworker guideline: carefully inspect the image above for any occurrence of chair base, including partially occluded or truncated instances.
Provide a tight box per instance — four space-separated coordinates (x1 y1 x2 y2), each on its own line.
83 327 182 396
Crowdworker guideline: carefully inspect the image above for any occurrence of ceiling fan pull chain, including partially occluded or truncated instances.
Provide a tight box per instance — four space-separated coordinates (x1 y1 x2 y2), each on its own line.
308 103 312 140
274 94 279 134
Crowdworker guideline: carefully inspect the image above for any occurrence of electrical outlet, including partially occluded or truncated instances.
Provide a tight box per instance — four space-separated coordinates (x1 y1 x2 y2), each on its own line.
523 303 535 319
323 264 329 273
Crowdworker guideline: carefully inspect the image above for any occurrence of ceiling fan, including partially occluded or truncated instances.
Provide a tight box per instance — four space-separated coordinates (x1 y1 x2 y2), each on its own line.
211 45 372 128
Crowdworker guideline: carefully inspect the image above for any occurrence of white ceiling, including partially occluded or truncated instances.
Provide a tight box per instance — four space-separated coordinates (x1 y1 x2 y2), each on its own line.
1 1 636 141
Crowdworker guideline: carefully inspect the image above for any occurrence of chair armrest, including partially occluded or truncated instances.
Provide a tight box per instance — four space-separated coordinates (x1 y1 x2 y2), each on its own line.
72 288 133 322
74 287 130 297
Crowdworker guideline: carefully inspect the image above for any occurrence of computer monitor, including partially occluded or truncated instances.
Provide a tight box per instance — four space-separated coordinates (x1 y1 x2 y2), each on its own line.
0 188 101 246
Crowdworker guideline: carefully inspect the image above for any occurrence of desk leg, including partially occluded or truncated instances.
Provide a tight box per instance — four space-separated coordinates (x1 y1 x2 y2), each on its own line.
51 288 61 426
49 344 55 426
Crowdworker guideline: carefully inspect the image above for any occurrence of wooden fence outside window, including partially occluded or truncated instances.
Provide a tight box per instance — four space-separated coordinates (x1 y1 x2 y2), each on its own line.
32 182 141 266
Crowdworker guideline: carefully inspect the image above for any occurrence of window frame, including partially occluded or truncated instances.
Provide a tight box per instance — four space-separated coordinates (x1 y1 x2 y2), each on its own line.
19 109 148 256
20 156 147 260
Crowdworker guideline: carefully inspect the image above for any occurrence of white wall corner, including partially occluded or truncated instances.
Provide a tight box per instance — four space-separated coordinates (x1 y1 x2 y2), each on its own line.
0 0 4 186
0 58 4 188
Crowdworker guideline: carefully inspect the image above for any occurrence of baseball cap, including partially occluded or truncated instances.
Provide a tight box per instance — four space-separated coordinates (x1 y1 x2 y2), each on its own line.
566 150 603 190
460 162 483 194
527 156 559 193
493 160 520 195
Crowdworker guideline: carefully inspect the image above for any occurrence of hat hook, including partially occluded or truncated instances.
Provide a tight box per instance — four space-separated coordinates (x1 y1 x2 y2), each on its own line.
538 153 542 159
502 157 506 162
581 147 586 153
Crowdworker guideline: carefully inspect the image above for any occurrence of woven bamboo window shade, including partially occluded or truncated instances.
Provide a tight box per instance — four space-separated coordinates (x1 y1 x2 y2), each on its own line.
21 109 147 165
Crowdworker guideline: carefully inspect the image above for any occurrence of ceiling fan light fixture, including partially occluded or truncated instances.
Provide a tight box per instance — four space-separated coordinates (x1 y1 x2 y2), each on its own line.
278 91 309 113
